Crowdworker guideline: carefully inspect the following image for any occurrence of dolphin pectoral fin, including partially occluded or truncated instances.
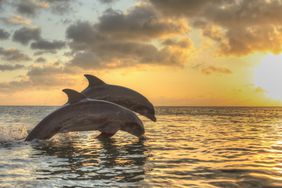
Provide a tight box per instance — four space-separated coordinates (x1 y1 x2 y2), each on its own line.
96 123 120 139
96 132 116 138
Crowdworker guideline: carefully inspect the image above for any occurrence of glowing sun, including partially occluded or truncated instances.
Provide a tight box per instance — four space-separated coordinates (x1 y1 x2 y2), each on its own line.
254 54 282 101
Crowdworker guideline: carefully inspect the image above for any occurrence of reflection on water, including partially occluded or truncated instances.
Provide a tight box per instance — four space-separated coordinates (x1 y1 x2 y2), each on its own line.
0 106 282 187
30 135 147 187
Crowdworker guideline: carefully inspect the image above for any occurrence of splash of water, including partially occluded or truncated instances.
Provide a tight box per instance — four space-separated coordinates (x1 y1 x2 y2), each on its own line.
0 126 28 143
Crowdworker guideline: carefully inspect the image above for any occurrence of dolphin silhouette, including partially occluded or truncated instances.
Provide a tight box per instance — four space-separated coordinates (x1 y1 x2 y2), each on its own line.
82 74 157 122
25 89 145 141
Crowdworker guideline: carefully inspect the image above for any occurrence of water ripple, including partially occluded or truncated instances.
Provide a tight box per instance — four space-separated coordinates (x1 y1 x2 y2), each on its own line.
0 107 282 187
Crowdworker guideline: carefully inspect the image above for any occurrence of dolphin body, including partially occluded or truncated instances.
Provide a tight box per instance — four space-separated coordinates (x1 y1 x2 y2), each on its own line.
25 89 145 141
82 75 157 122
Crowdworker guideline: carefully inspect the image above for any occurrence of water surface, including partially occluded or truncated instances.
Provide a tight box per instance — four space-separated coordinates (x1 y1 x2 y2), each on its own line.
0 106 282 187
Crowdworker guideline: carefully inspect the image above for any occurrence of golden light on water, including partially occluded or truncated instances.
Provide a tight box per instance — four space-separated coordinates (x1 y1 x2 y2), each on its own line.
253 54 282 102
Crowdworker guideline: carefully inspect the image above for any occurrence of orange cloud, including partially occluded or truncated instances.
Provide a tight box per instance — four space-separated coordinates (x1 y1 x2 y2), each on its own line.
201 66 232 75
1 15 32 26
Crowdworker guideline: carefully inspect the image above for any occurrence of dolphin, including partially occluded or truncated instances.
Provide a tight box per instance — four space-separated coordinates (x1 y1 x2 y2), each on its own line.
25 89 145 141
82 74 157 122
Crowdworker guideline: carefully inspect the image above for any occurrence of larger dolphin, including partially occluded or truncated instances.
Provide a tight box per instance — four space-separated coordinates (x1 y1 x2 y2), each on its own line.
82 75 157 122
25 89 145 141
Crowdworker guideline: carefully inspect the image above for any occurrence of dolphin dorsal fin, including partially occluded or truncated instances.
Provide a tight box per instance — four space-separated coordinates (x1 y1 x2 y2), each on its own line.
63 89 86 104
84 74 105 88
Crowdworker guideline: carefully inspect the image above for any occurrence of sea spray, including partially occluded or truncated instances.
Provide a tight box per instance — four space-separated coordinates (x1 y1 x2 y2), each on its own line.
0 125 28 142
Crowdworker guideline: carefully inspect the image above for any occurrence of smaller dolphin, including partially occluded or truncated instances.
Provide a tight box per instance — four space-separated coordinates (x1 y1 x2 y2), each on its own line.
25 89 145 141
82 75 157 122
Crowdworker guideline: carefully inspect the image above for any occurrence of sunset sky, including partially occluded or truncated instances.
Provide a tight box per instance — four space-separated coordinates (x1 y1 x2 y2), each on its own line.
0 0 281 106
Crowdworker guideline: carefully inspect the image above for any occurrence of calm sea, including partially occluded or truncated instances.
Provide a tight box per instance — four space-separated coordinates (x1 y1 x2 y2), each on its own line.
0 106 281 188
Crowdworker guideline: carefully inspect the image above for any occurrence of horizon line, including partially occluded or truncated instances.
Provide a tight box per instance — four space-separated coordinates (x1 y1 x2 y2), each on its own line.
0 105 281 108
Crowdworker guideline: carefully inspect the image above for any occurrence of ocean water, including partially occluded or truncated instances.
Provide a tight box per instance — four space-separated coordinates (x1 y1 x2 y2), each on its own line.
0 106 281 188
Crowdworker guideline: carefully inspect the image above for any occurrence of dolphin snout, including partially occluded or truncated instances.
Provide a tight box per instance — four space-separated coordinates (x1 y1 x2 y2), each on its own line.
148 114 157 122
139 135 147 140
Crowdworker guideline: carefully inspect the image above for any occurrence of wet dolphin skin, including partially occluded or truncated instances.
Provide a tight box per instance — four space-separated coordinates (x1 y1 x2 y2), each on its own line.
82 74 156 122
25 89 145 141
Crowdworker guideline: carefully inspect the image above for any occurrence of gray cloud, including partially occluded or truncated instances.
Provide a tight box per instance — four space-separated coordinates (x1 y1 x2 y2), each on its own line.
66 21 100 45
66 5 190 69
0 65 76 92
148 0 213 17
70 51 103 69
4 0 76 18
149 0 282 55
41 0 77 14
0 47 31 62
66 5 188 43
95 6 187 41
13 27 40 45
13 26 65 53
33 50 57 56
0 0 4 9
0 28 9 39
0 64 25 71
70 39 189 69
0 80 30 92
67 22 189 69
35 57 46 63
162 38 191 48
16 0 39 16
98 0 119 4
31 39 65 50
